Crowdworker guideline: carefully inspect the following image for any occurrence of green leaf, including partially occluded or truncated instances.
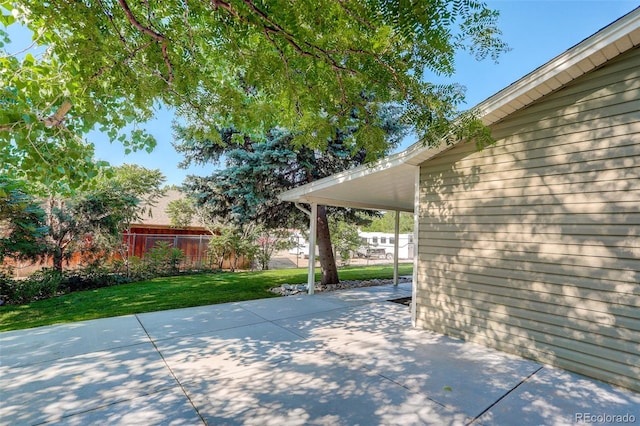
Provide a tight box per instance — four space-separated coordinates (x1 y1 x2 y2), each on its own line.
23 53 34 66
0 13 15 26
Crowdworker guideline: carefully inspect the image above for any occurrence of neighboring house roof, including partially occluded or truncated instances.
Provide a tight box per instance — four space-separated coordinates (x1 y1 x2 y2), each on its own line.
132 189 204 229
279 7 640 213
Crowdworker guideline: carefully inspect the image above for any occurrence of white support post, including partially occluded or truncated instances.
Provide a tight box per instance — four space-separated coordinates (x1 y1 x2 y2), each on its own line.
411 166 420 326
307 203 318 295
393 210 400 286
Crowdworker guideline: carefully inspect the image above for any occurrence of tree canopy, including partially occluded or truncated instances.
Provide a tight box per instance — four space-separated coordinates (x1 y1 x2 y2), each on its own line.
1 0 506 188
95 164 167 222
361 212 414 234
176 95 407 232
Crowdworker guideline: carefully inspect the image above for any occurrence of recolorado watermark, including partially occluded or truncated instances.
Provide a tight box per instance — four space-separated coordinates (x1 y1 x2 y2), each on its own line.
575 413 637 424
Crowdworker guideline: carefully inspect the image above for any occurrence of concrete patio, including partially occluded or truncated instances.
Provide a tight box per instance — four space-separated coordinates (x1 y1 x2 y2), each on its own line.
1 282 638 425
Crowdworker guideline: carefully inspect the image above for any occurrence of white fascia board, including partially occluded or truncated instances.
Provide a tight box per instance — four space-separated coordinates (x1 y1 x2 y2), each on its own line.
279 158 420 202
278 139 456 204
293 196 414 213
476 7 640 125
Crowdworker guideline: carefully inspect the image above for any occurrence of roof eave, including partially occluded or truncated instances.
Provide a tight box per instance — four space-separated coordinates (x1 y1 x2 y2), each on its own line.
278 7 640 209
476 7 640 126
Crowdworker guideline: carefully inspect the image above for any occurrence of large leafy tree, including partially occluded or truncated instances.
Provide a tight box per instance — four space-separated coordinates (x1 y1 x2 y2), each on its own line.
95 164 167 221
362 211 415 234
40 164 165 272
94 164 166 274
43 188 138 272
1 1 506 188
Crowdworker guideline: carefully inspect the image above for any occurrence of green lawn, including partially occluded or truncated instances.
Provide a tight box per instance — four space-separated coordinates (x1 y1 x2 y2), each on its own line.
0 264 412 332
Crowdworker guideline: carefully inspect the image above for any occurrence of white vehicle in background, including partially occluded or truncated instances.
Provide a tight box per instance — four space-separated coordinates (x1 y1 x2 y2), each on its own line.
288 231 315 258
357 232 414 259
288 230 414 260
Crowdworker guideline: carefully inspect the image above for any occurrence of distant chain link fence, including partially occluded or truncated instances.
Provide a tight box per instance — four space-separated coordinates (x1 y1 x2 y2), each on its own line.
123 233 217 269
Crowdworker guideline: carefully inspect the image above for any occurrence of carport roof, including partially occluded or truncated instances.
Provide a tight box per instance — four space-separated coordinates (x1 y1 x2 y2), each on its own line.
279 141 454 212
278 7 640 213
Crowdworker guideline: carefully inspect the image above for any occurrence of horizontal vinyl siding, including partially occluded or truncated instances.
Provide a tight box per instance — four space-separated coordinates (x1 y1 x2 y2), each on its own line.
415 47 640 392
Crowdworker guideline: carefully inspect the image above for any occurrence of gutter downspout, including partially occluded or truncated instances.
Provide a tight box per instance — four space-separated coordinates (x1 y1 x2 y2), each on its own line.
295 202 317 295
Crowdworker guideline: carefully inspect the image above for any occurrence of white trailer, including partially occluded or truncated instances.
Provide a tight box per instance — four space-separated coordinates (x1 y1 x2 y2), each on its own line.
289 230 414 259
357 232 413 259
288 231 316 258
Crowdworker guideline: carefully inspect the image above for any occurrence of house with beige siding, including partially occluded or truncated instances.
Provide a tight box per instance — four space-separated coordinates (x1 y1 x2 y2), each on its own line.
279 8 640 393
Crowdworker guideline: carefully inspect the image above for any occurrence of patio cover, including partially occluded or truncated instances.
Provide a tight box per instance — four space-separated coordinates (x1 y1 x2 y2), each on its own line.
279 140 455 213
279 7 640 212
277 8 640 293
278 140 456 294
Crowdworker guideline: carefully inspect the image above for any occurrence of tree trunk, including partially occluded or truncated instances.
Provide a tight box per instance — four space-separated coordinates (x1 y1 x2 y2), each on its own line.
316 205 339 285
52 248 64 273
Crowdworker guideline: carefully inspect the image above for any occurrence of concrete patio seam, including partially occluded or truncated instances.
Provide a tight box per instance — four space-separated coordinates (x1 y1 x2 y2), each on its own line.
134 314 207 425
466 365 545 425
237 298 367 323
141 317 267 343
373 370 449 409
53 387 183 425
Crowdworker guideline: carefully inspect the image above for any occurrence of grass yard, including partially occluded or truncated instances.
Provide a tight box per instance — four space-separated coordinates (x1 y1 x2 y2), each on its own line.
0 264 412 332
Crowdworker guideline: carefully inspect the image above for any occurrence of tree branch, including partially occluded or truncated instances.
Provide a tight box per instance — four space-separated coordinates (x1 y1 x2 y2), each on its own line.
117 0 164 41
117 0 173 83
210 0 361 106
337 1 376 30
43 100 73 127
0 99 73 132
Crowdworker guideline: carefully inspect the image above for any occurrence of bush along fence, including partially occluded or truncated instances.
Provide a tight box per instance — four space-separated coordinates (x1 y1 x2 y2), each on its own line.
0 241 214 306
0 231 283 305
122 233 251 271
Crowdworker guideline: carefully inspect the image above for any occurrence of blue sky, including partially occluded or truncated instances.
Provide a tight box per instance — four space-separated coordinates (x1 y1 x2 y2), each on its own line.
10 1 640 186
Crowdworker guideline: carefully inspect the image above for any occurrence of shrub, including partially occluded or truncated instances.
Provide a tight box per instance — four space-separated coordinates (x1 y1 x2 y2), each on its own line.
0 265 133 304
3 269 64 304
0 245 207 305
126 256 154 281
146 241 186 276
33 269 63 298
63 265 129 293
0 268 14 305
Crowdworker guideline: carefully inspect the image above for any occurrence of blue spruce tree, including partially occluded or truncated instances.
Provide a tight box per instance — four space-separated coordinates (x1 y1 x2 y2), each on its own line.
174 105 406 285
